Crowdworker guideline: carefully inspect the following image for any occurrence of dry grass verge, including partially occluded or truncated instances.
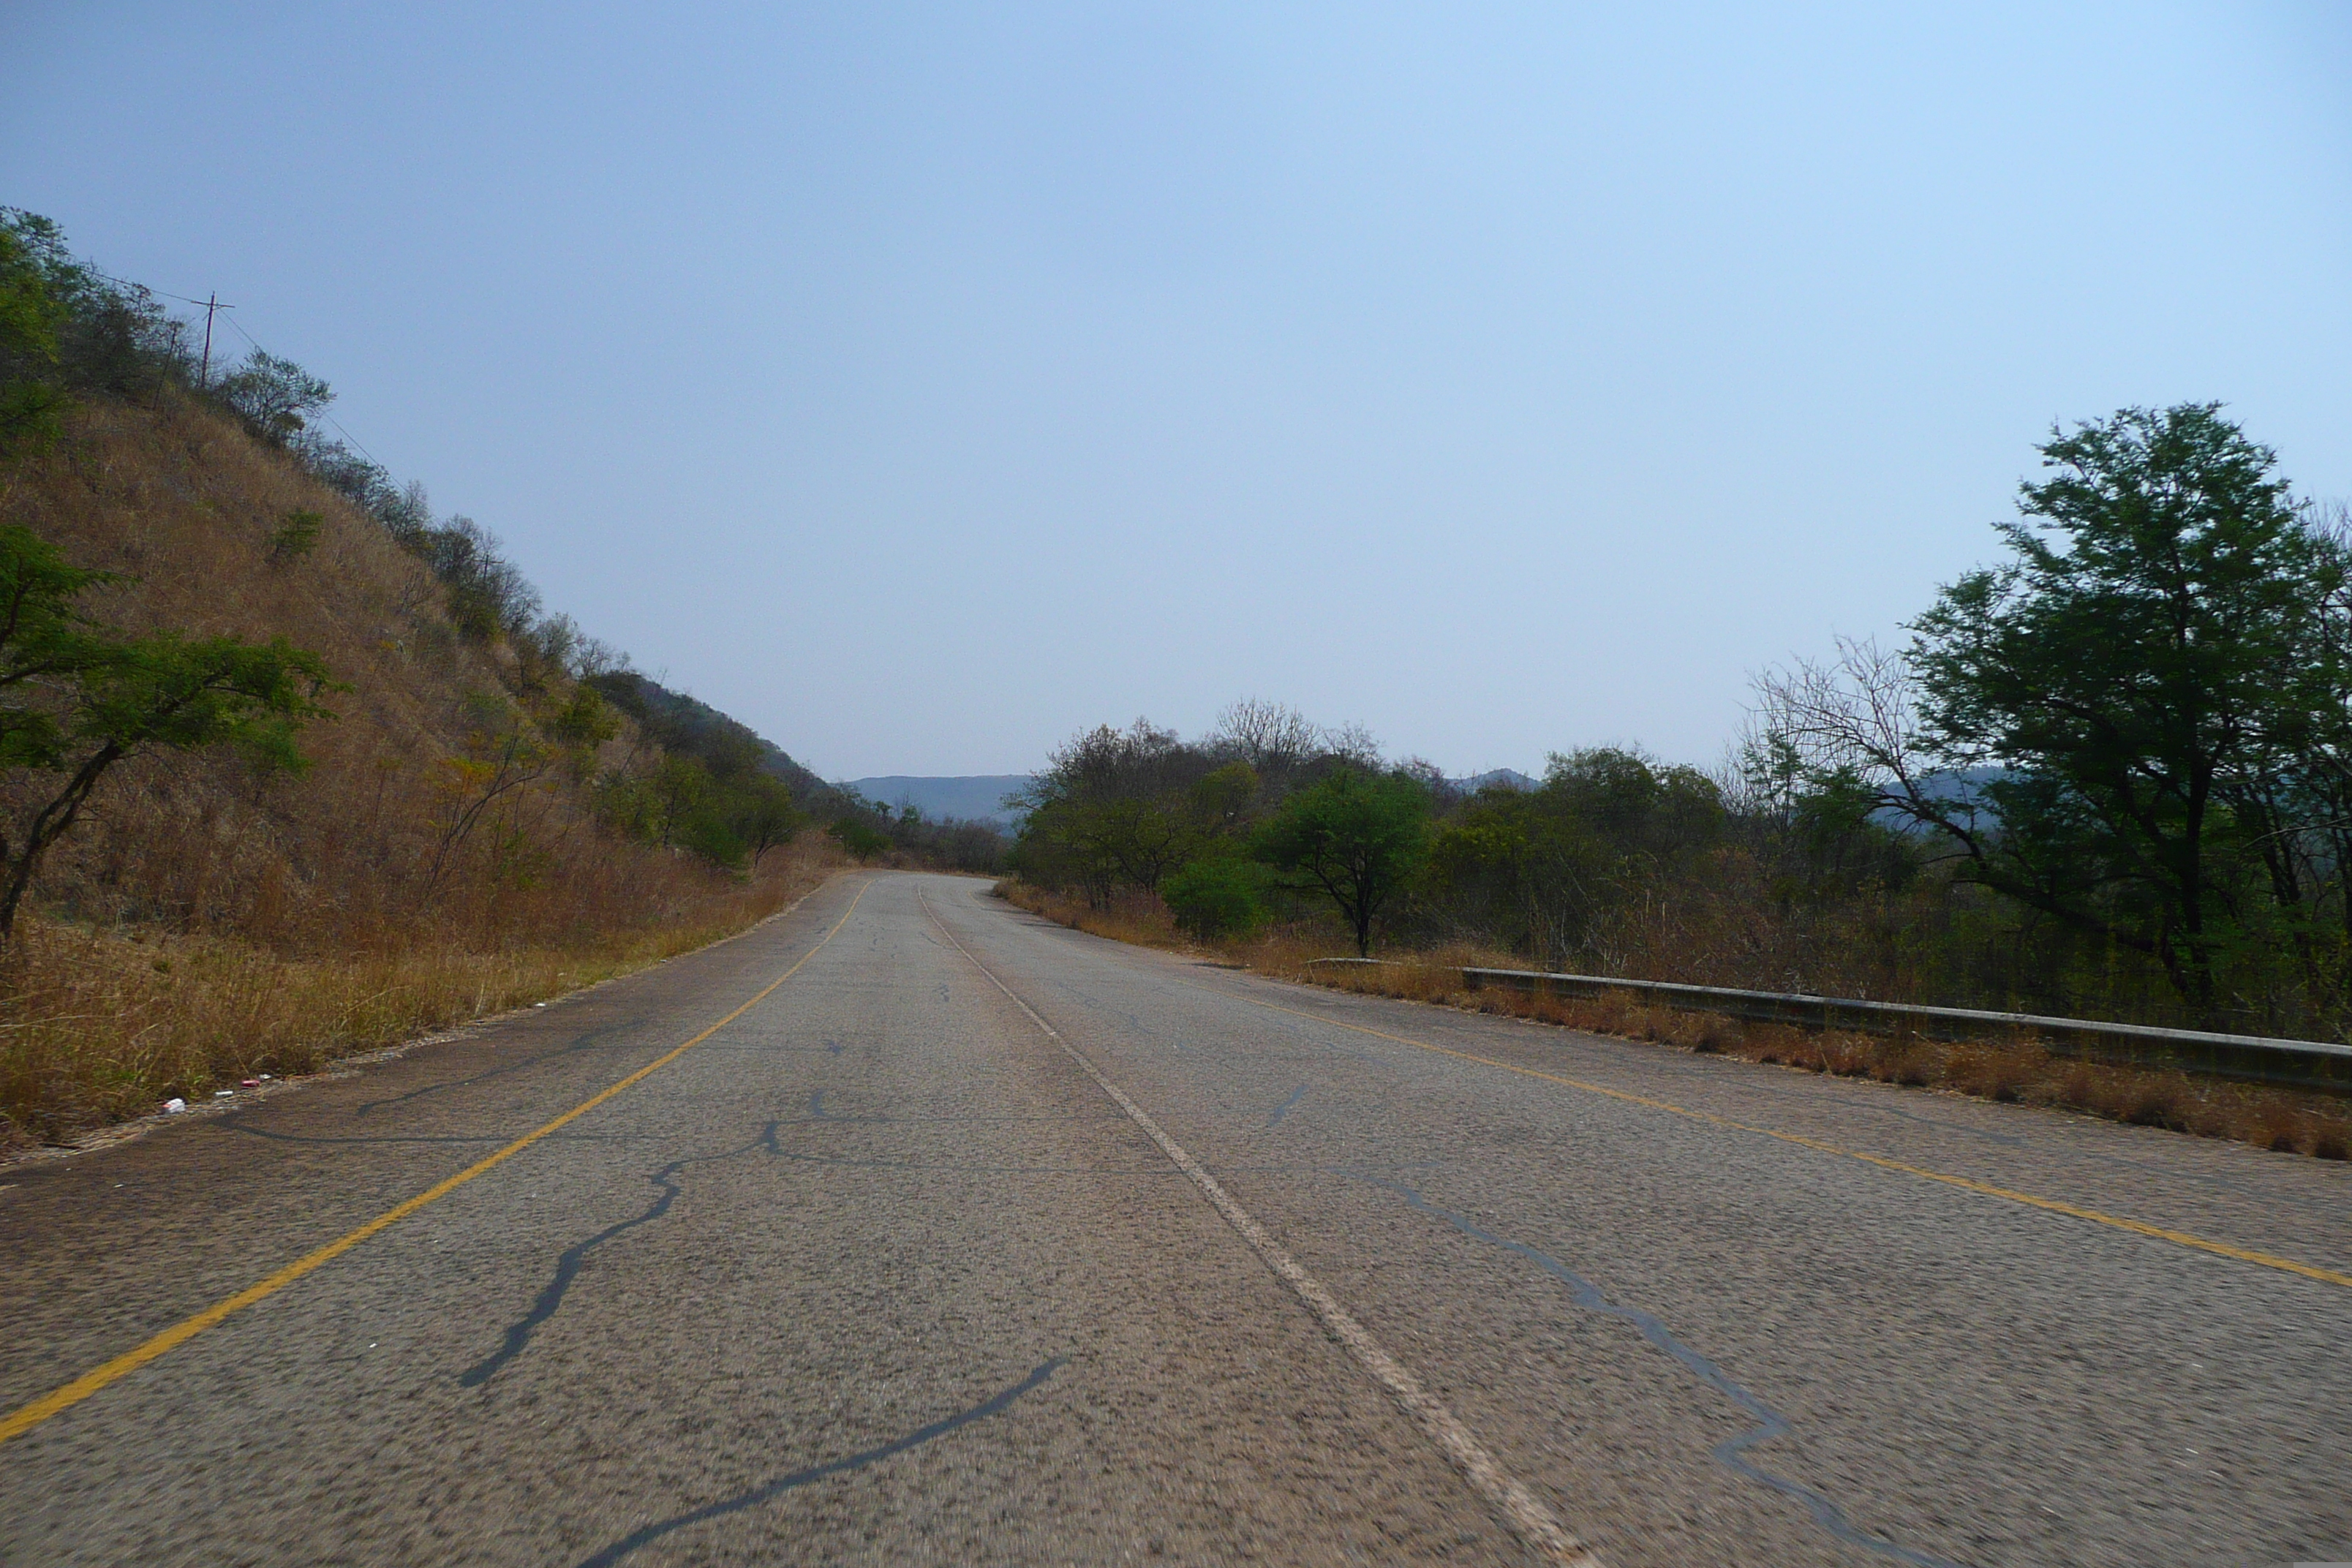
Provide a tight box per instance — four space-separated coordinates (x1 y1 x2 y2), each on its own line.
994 881 1189 951
995 879 2352 1161
1 840 845 1150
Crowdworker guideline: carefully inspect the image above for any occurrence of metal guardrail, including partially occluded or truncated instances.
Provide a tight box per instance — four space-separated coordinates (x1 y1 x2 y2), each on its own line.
1304 958 2352 1092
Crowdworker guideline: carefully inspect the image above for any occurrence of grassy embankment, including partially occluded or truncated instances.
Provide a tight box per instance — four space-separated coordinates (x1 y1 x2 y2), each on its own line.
997 881 2352 1160
0 395 845 1148
1 847 840 1149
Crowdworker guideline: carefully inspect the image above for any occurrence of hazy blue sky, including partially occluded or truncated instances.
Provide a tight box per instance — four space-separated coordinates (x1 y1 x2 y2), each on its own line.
7 3 2350 777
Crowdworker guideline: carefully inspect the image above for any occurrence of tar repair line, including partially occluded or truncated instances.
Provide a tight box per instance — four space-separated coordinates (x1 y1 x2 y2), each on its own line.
570 1357 1068 1568
919 894 1605 1568
0 880 872 1449
1355 1175 1967 1568
1212 986 2352 1294
458 1120 785 1388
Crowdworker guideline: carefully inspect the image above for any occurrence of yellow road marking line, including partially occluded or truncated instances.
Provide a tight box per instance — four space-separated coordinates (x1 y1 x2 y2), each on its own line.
0 880 870 1448
1232 990 2352 1292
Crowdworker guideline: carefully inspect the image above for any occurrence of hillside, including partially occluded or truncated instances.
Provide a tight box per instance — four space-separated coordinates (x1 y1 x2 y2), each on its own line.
0 390 855 1145
592 670 840 807
0 211 879 1144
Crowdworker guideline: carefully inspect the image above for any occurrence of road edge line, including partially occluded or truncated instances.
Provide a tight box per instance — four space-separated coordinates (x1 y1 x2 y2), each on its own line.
0 880 871 1448
921 892 1603 1568
1226 988 2352 1292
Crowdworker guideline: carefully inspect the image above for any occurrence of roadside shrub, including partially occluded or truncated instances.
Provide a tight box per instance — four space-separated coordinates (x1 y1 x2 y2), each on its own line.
676 813 747 870
2255 1104 2307 1153
1948 1041 2041 1103
2121 1076 2193 1130
268 508 323 562
1690 1017 1738 1053
829 818 890 859
1163 858 1268 941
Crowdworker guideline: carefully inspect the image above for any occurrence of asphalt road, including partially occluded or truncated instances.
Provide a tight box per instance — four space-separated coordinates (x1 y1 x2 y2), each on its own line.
4 871 2350 1566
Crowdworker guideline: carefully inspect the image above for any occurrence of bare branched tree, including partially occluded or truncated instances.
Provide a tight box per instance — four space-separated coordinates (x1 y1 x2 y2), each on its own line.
1322 720 1383 768
1744 636 1994 857
1207 698 1321 773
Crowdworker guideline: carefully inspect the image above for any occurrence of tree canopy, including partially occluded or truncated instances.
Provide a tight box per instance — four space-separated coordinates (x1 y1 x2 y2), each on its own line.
1250 768 1433 957
1753 403 2352 1023
0 526 340 936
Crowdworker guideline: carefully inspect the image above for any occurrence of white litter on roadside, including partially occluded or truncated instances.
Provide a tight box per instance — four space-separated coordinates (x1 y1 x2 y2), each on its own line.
162 1098 186 1114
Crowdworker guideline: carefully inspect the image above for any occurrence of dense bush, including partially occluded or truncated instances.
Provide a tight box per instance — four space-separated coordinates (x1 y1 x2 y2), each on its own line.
1161 858 1267 941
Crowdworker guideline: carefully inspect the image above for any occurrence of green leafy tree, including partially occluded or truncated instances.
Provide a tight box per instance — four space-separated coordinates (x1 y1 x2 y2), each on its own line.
267 509 323 564
1251 767 1432 956
1426 793 1606 964
545 683 621 774
647 754 713 847
3 208 195 407
829 817 890 859
1908 404 2341 1011
1422 751 1726 967
1007 719 1205 902
0 218 69 458
675 810 748 868
1190 761 1259 828
1084 797 1197 892
722 774 804 869
0 528 337 937
1006 796 1115 903
214 350 332 447
1162 857 1268 941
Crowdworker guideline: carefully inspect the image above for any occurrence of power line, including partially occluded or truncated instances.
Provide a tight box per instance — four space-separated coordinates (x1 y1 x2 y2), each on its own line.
220 312 263 353
85 265 392 475
218 310 386 470
88 268 223 312
78 267 238 389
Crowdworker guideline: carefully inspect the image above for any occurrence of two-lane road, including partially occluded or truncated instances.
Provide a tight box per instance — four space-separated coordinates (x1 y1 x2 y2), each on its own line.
4 872 2348 1564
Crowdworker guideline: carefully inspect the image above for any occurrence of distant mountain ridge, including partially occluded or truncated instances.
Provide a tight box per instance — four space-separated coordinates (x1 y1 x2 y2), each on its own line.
846 775 1034 828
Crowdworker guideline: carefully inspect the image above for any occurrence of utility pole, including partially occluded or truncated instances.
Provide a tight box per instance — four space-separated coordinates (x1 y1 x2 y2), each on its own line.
197 293 232 388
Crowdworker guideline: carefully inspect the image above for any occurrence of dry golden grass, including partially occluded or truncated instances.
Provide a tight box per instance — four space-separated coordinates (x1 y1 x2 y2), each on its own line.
993 878 2352 1161
0 394 666 950
994 881 1189 950
1 839 845 1147
1318 965 2352 1160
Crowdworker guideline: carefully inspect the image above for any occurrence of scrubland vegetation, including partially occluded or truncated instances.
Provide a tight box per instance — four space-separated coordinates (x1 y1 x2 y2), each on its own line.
1003 407 2352 1155
0 211 999 1147
1001 871 2352 1160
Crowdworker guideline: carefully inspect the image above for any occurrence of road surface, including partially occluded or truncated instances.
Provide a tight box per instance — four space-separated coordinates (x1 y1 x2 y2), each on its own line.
4 872 2349 1565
